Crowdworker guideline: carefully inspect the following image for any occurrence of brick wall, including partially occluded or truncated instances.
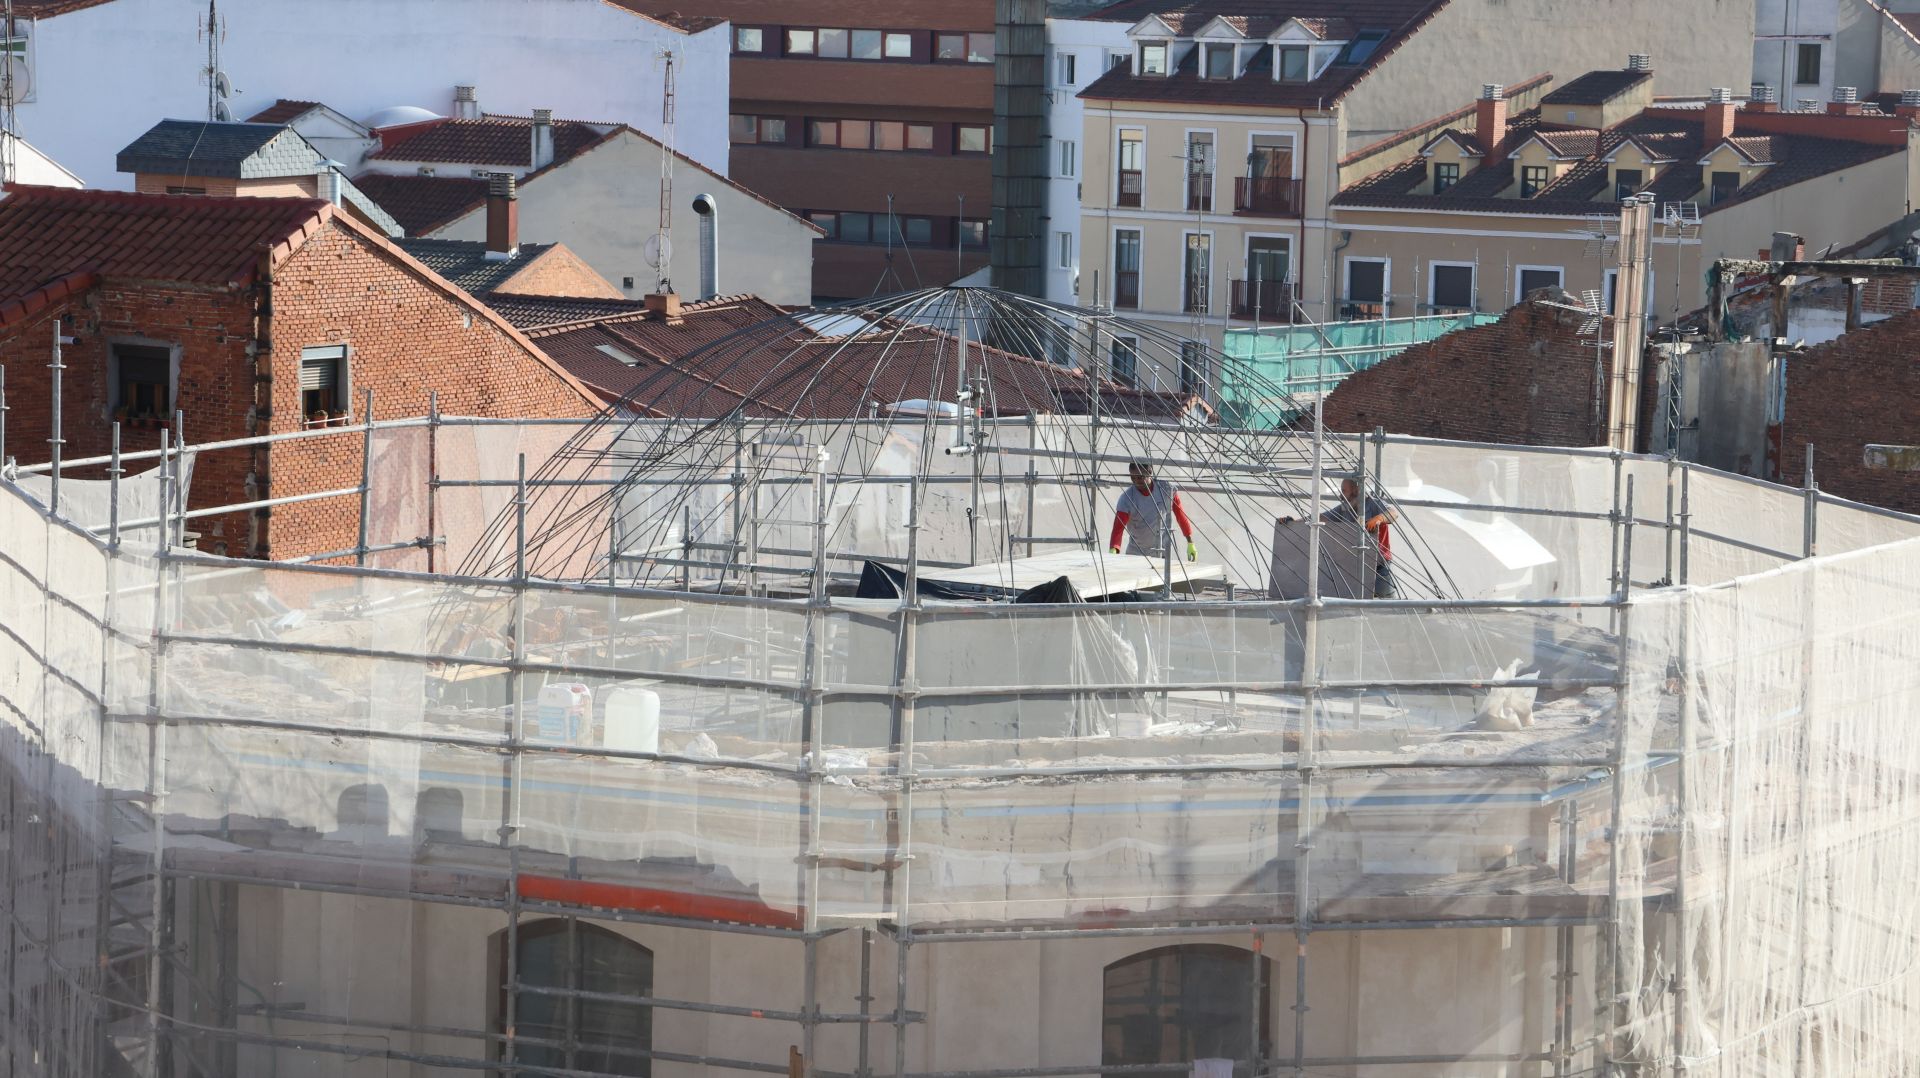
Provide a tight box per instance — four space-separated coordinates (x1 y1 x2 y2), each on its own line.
263 219 598 560
1321 300 1618 447
1781 308 1920 514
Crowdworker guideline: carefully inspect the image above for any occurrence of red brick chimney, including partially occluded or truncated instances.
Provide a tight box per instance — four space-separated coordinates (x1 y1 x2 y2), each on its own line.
1828 85 1862 116
1703 87 1738 145
1476 83 1507 161
485 173 519 259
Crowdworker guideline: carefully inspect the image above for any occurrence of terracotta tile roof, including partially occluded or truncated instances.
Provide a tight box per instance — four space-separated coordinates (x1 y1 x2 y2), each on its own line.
350 173 490 235
523 298 1180 420
1336 107 1904 217
1530 128 1602 158
486 293 653 330
1539 69 1651 106
369 114 610 167
599 1 726 31
1078 0 1449 109
5 0 115 15
245 99 322 125
0 187 330 304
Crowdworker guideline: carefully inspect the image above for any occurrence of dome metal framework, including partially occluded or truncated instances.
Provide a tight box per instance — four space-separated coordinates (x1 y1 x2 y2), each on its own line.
463 286 1461 602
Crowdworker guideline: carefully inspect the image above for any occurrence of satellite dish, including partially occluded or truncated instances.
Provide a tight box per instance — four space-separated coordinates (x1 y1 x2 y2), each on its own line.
0 55 32 103
644 233 673 269
213 100 232 122
213 70 234 99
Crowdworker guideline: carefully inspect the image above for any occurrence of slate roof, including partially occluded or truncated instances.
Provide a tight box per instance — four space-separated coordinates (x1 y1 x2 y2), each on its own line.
115 120 326 179
246 99 322 125
0 187 327 301
1078 0 1449 109
396 238 561 296
5 0 115 15
600 2 726 31
1539 69 1652 106
485 293 654 330
1336 106 1905 217
369 114 611 167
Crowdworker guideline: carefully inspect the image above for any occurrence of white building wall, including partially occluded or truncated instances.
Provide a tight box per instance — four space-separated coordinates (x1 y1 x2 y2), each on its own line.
428 131 817 307
1754 0 1846 104
8 0 729 189
1043 17 1132 307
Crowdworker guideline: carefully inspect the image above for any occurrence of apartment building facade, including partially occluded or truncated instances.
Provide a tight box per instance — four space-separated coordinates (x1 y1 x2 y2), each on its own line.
1332 77 1920 324
1043 5 1133 307
626 0 1001 301
1070 0 1753 393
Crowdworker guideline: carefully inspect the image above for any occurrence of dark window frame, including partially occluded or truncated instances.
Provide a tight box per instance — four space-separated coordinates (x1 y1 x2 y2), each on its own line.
733 26 763 53
1103 945 1272 1068
1430 263 1475 310
784 28 815 55
1432 161 1459 193
1138 40 1169 75
1614 167 1643 200
299 344 349 425
1202 43 1235 79
1519 164 1549 198
1517 266 1564 297
1795 42 1821 86
956 124 992 154
493 920 653 1076
110 342 173 424
1709 170 1741 205
1277 45 1309 82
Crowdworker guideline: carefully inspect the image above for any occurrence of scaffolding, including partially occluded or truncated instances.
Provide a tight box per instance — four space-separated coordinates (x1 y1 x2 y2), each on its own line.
2 292 1920 1078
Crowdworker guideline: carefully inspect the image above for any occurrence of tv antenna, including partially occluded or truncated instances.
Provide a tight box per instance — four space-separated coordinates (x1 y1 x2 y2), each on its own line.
647 48 676 294
198 0 236 122
1 0 20 184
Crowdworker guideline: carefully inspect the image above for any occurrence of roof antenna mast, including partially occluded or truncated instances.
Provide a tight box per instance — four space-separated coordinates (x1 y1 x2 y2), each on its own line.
646 48 677 295
2 0 18 184
198 0 234 122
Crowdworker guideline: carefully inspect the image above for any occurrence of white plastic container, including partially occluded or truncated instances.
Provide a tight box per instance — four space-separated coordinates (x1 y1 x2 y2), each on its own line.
535 683 592 743
603 687 661 754
1114 711 1152 737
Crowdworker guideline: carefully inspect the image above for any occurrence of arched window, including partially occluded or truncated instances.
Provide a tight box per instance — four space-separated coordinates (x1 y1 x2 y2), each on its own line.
496 919 652 1075
1103 944 1271 1073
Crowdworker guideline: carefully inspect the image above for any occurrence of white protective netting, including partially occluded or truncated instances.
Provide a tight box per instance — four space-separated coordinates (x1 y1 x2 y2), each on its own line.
2 433 1919 1077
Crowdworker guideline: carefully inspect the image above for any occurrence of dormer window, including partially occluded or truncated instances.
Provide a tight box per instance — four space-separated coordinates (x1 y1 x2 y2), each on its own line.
1340 31 1386 64
1203 43 1236 79
1434 162 1459 193
1520 165 1548 198
1277 46 1309 81
1708 170 1740 205
1139 41 1169 75
1614 168 1642 200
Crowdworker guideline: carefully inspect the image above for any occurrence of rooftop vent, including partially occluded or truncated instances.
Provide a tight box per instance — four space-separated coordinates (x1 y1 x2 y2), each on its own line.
1902 89 1920 108
1797 98 1820 113
1750 83 1776 104
1481 83 1503 101
1627 53 1652 72
1708 87 1734 104
1834 86 1859 104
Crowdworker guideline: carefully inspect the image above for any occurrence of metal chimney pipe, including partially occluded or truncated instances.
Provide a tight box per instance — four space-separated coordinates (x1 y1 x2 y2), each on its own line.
691 192 719 300
531 108 555 169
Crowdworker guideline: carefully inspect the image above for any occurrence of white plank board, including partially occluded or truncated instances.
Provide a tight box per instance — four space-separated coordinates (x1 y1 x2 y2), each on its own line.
924 550 1225 597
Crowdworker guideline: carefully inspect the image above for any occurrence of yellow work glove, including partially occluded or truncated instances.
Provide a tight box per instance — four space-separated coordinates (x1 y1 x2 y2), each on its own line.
1109 545 1121 554
1186 541 1197 562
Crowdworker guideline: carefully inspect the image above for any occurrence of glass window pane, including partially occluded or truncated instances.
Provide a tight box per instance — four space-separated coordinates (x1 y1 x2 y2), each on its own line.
968 32 995 63
808 120 837 147
818 28 849 58
885 32 914 58
936 33 966 60
904 217 932 244
759 117 786 144
808 211 837 238
906 124 933 151
852 29 882 59
729 114 756 143
957 126 989 153
734 27 762 52
874 121 905 151
1280 46 1308 80
840 120 871 149
1141 43 1167 75
786 28 815 55
841 213 871 243
1206 45 1234 78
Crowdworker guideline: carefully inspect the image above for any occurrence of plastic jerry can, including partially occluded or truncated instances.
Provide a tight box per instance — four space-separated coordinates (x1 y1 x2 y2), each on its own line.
604 687 661 754
535 683 592 743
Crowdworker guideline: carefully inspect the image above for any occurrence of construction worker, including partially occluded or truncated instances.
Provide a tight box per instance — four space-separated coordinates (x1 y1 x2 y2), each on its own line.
1109 462 1197 561
1281 478 1396 597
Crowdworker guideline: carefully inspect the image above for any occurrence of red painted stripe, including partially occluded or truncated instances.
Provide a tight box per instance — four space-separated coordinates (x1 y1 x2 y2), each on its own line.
517 875 803 930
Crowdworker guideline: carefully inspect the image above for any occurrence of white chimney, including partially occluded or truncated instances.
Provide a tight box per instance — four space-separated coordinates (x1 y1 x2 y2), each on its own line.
692 192 719 300
531 108 555 169
453 85 479 121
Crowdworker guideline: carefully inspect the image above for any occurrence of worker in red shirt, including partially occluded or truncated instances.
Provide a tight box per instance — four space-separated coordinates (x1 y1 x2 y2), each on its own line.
1281 478 1395 597
1109 462 1197 561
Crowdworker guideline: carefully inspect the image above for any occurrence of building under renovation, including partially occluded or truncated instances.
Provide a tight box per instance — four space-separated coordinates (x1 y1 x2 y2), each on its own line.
1 287 1917 1078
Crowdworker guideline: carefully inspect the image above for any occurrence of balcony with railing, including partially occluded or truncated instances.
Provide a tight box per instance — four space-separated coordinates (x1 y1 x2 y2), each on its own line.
1186 174 1213 212
1117 169 1143 208
1114 271 1140 309
1234 176 1305 217
1230 279 1299 321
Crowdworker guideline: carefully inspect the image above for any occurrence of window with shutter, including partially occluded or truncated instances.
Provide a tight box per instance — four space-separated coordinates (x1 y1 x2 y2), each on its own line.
300 345 347 423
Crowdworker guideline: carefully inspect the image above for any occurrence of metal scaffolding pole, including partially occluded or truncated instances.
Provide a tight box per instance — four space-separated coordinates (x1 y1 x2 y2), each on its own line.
356 388 375 566
1292 373 1326 1078
1604 477 1636 1073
